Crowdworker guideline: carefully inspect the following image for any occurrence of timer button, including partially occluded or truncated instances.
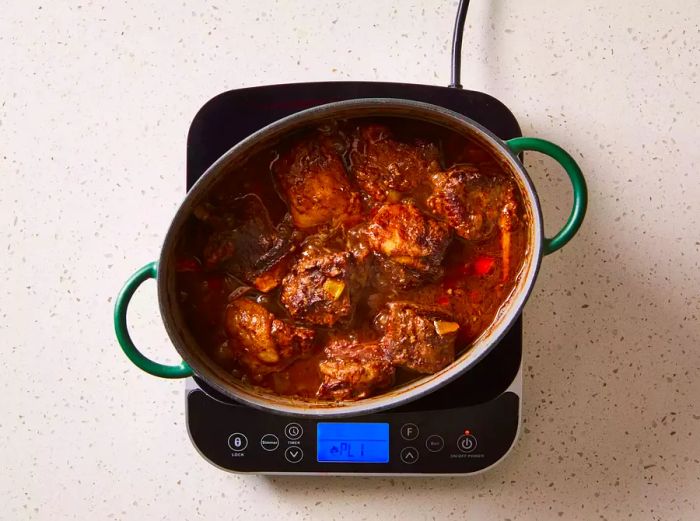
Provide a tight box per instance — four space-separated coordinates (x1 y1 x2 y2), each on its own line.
457 434 478 453
425 434 445 452
284 423 303 440
400 423 419 441
400 446 419 464
227 433 248 452
284 446 304 463
260 434 280 452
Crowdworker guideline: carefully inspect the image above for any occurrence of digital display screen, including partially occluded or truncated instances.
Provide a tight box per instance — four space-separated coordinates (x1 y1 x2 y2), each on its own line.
317 423 390 463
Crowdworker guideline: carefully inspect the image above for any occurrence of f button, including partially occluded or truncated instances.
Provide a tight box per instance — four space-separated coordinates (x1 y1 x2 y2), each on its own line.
400 423 419 441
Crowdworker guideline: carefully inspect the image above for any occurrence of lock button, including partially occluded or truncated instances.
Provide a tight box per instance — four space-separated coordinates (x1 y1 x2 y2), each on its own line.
228 433 248 452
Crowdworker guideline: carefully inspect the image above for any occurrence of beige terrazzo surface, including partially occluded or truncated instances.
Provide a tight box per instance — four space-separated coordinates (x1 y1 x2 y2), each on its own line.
1 1 699 519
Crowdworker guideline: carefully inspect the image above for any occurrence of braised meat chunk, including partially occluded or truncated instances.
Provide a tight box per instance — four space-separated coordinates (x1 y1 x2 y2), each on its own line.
318 339 395 400
280 239 367 327
224 298 316 380
376 301 459 373
370 255 430 291
367 202 451 271
199 195 297 292
428 166 520 241
274 132 361 229
350 124 441 202
366 201 451 287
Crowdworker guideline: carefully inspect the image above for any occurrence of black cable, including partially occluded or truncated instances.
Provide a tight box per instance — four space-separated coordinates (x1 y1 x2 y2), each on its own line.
449 0 470 89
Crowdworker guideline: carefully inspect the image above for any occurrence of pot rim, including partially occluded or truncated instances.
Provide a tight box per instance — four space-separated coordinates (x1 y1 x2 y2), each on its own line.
158 97 544 418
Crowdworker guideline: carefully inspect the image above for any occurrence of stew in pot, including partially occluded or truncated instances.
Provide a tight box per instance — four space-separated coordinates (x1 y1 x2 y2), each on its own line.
175 118 529 401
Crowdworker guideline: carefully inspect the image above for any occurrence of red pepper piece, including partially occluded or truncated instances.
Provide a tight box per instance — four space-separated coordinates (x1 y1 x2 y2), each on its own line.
473 256 495 277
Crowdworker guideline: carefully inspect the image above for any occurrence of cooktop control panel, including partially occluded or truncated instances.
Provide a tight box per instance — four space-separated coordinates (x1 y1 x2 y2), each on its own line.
186 385 519 475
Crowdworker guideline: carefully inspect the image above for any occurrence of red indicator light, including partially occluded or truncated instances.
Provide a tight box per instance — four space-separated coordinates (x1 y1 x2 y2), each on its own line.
464 429 471 436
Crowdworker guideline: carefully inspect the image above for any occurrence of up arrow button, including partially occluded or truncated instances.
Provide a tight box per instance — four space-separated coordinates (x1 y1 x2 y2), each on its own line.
400 447 419 464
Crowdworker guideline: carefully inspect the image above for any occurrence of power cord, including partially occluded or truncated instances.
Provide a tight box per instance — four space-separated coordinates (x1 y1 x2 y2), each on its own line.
449 0 470 89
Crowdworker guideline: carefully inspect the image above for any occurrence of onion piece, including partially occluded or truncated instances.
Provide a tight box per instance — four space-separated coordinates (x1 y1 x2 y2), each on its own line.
433 320 460 336
322 279 346 300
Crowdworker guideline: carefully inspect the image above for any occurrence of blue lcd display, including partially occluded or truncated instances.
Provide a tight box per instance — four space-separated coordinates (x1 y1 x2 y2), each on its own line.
317 423 390 463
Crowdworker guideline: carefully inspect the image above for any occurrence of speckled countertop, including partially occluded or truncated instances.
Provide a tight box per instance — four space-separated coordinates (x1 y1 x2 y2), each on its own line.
1 1 699 519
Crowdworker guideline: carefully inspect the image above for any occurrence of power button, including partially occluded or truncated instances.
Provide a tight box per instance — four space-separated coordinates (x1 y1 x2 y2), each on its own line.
457 434 478 453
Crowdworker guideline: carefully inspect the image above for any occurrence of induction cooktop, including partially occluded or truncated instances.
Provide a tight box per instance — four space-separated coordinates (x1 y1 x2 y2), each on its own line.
184 80 524 475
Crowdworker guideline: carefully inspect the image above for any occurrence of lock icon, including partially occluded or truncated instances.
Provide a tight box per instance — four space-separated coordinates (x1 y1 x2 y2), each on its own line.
228 433 248 452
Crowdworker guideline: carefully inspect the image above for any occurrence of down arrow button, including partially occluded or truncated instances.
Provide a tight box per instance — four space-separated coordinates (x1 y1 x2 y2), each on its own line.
284 446 304 463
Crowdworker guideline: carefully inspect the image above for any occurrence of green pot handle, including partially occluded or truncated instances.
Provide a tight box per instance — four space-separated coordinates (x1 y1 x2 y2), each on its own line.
506 137 588 255
114 262 193 379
